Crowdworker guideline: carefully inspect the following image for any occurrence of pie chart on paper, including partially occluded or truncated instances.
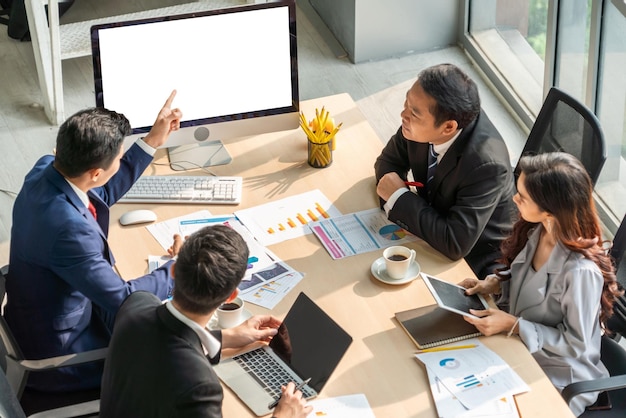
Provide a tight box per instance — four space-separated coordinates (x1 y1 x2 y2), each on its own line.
379 224 407 241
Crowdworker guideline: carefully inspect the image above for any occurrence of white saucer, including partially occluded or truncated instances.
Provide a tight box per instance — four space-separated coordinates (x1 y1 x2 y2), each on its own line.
207 308 253 330
370 257 420 285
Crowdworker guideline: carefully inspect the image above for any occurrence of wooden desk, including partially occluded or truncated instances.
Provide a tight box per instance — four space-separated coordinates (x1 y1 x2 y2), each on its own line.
108 93 574 417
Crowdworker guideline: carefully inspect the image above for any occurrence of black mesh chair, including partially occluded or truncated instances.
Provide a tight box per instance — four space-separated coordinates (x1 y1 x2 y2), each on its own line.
562 335 626 417
607 213 626 340
514 86 606 185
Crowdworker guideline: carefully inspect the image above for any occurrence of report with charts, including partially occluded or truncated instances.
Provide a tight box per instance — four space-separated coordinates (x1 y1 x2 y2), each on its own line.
308 208 418 259
146 211 303 309
425 365 520 418
234 189 342 246
415 341 529 411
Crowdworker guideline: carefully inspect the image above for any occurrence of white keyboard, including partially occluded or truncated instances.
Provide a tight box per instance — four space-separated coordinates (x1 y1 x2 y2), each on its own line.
119 175 242 205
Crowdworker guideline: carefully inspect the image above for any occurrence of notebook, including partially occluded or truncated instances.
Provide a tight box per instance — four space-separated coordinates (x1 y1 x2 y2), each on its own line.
395 304 481 349
214 292 353 416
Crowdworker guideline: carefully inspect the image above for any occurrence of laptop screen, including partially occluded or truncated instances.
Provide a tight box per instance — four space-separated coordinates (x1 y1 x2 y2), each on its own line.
269 292 353 392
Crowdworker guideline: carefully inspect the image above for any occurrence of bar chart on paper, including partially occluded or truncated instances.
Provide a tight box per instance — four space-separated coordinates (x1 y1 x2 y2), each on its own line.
234 189 342 246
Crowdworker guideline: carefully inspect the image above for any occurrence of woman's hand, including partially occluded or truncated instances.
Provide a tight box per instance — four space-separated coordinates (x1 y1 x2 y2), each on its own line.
458 274 501 296
463 309 517 336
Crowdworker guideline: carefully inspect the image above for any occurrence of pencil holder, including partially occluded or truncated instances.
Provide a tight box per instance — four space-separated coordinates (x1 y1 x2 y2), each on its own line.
299 107 342 169
307 138 333 168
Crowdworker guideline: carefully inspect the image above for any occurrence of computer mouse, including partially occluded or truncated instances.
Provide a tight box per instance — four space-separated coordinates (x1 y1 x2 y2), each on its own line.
119 209 157 226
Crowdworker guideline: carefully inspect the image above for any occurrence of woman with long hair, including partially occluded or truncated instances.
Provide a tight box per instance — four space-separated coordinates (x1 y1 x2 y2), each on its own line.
461 152 622 416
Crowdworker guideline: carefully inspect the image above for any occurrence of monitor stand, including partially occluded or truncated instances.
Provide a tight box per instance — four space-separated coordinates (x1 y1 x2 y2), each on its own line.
167 140 232 171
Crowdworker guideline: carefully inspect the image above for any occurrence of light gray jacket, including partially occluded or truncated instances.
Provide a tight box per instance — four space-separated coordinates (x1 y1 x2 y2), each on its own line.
500 226 608 416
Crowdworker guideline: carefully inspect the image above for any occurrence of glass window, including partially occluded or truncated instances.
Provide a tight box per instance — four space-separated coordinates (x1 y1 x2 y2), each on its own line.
468 0 548 117
467 0 626 227
554 0 592 100
595 0 626 223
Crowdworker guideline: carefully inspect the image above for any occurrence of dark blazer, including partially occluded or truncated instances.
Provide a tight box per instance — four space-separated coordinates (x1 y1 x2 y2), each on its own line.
100 292 224 418
5 143 174 391
375 111 516 278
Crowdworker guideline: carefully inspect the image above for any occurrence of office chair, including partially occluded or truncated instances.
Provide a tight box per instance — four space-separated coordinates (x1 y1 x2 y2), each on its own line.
514 86 606 185
607 213 626 341
0 266 103 416
561 335 626 416
0 366 100 418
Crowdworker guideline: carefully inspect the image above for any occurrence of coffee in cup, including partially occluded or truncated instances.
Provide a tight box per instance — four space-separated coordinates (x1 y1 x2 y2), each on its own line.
383 246 416 279
216 297 245 328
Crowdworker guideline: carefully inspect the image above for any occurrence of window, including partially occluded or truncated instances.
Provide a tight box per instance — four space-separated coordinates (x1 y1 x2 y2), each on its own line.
467 0 549 118
465 0 626 228
595 0 626 224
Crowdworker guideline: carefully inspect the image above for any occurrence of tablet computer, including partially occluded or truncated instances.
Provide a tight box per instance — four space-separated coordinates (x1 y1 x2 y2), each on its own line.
421 273 489 318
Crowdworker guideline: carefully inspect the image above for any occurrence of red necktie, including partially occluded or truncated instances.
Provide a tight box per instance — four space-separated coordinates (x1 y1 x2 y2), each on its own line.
88 201 97 220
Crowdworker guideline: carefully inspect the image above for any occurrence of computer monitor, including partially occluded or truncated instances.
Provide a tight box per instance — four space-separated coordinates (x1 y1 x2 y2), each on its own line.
91 0 299 170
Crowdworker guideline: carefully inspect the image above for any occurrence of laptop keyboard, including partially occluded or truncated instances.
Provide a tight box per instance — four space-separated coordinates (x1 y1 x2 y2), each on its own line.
234 349 316 399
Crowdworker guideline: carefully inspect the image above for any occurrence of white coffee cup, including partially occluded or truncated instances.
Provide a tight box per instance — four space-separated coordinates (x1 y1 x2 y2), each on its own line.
216 297 245 328
383 246 416 279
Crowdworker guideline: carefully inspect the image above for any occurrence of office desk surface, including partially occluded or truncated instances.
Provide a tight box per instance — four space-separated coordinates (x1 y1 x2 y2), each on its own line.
108 93 574 417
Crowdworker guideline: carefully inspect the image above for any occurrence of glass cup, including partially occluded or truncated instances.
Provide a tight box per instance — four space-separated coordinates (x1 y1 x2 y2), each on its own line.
307 138 333 168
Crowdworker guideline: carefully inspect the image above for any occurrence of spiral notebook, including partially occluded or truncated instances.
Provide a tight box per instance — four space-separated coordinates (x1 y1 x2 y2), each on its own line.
395 304 481 349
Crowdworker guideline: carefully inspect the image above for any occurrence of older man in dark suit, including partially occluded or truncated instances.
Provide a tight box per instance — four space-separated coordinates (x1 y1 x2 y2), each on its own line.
375 64 516 279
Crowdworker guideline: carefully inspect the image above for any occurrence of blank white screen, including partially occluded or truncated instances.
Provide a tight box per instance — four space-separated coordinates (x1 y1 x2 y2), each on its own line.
96 6 293 129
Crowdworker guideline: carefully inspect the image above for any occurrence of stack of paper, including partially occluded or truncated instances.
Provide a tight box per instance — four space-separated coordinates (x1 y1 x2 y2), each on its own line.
146 210 303 309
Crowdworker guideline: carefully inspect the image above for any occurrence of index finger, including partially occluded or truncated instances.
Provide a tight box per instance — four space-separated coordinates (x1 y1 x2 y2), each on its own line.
163 89 177 108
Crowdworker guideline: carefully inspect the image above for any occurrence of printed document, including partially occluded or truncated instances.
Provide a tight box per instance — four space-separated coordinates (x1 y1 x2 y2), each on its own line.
146 211 303 309
306 394 375 418
425 366 520 418
234 189 342 246
309 208 418 259
415 340 529 411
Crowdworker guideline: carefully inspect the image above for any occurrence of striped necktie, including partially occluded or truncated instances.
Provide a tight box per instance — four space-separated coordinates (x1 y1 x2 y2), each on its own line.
427 144 439 187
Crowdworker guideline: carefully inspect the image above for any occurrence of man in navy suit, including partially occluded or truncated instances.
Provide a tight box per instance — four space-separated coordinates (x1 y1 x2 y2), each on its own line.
5 91 182 392
100 225 311 418
375 64 516 279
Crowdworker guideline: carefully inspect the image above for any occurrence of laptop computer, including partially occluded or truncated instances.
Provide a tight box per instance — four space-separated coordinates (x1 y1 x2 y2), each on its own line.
214 292 353 416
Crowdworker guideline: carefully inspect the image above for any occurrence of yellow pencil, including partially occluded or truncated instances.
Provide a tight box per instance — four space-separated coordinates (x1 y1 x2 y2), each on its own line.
416 344 477 353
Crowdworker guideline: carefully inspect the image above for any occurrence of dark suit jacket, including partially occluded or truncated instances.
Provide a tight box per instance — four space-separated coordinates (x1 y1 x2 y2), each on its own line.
100 292 224 418
375 111 516 278
5 143 174 391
